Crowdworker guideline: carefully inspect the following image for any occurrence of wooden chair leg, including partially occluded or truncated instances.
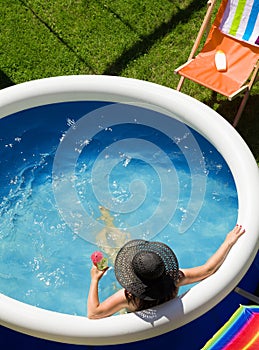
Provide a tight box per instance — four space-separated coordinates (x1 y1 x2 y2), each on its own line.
176 0 217 92
232 90 250 127
177 76 185 91
233 60 259 127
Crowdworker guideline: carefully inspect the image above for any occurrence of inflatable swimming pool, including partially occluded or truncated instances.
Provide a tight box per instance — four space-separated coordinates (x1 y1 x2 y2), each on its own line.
0 75 258 345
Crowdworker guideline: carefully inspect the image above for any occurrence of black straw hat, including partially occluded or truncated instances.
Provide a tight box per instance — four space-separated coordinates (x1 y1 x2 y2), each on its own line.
114 240 179 301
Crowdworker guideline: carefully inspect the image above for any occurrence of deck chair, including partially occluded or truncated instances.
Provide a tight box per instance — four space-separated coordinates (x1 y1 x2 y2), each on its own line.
175 0 259 127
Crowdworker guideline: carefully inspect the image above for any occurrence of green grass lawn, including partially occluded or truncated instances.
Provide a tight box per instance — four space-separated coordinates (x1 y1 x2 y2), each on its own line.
0 0 258 162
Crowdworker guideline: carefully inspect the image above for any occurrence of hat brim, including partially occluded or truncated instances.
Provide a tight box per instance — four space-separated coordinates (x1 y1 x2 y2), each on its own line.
114 240 179 300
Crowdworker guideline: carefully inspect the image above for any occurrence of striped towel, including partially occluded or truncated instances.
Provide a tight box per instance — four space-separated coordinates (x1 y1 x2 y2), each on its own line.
219 0 259 46
202 305 259 350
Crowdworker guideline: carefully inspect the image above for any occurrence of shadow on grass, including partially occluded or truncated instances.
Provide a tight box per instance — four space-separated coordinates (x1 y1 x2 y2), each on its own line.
93 0 140 36
0 71 15 90
18 0 207 77
19 0 97 74
103 0 207 75
206 93 259 162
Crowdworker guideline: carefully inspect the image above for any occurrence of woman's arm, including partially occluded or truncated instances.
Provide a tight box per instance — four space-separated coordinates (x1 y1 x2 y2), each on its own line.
87 265 130 319
176 225 245 287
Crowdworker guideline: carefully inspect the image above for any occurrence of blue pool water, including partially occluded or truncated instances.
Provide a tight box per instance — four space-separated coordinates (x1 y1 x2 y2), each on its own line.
0 101 238 316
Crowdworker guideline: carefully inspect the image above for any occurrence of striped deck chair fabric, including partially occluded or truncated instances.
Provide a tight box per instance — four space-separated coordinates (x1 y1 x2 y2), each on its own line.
219 0 259 46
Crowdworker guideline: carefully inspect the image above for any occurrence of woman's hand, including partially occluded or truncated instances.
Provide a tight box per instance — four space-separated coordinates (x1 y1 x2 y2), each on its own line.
90 264 108 282
177 224 246 287
225 224 245 246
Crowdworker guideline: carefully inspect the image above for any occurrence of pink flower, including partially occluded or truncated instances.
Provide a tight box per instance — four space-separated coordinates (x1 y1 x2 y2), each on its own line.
90 251 108 270
91 251 103 265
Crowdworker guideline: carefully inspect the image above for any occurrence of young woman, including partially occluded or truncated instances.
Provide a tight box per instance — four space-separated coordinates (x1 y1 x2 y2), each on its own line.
87 224 245 319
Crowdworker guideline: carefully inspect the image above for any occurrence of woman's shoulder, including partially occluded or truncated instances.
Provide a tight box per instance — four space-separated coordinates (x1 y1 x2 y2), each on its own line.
175 269 186 287
178 270 185 280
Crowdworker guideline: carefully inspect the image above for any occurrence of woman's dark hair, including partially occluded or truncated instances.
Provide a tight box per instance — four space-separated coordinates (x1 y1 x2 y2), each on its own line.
124 284 179 311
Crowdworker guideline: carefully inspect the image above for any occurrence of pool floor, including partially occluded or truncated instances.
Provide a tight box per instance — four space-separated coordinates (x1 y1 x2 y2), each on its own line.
0 101 238 316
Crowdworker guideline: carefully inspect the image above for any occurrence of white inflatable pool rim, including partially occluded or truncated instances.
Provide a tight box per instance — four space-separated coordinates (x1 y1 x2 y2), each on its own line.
0 75 258 345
